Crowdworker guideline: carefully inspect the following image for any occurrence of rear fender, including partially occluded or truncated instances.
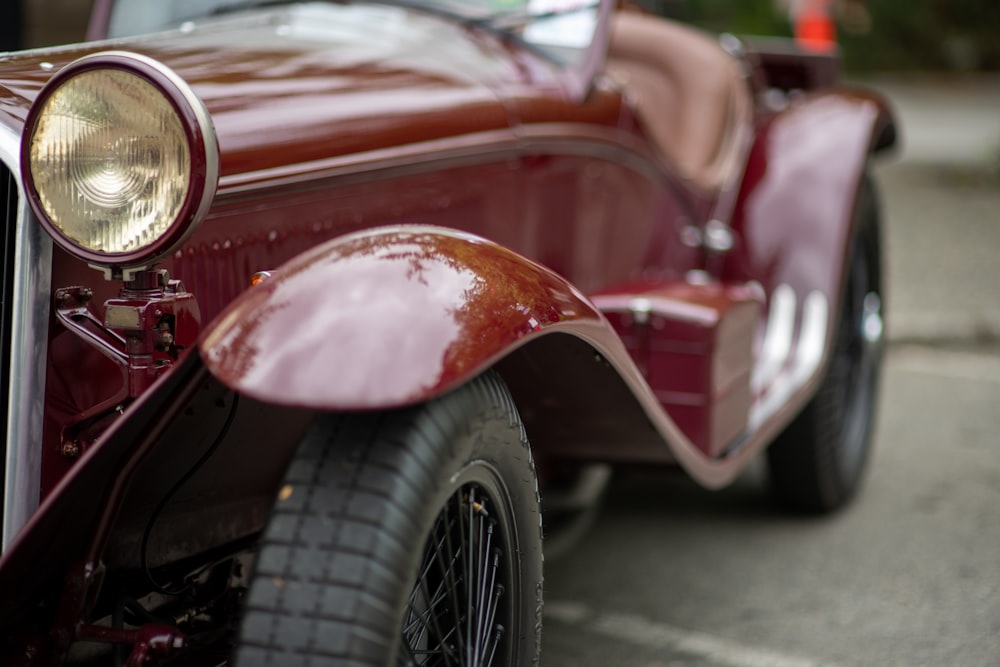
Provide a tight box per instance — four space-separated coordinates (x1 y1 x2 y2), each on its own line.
721 88 896 438
201 225 613 410
726 87 896 300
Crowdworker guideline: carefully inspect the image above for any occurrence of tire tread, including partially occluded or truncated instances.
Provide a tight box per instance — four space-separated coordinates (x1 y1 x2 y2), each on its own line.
235 372 541 665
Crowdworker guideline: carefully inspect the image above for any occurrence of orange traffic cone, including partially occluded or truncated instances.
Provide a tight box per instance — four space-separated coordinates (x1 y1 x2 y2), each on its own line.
795 0 837 53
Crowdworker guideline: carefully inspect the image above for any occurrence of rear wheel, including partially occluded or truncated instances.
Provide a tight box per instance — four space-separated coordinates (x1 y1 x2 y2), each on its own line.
767 175 884 513
235 372 543 666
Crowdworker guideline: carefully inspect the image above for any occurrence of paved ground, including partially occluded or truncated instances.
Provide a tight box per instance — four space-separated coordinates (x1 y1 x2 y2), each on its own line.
543 75 1000 667
873 75 1000 343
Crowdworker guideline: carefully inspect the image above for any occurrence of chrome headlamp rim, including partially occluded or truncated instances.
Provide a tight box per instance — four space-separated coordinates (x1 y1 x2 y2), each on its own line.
20 50 219 272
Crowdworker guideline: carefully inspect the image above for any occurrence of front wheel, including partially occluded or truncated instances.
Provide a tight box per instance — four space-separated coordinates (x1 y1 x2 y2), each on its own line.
235 372 543 666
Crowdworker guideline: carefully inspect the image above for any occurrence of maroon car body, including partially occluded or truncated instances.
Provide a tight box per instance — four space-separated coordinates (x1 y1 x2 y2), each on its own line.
0 0 895 664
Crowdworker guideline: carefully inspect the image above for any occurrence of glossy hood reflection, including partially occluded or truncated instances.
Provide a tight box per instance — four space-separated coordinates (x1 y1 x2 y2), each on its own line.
156 4 520 175
0 3 520 175
201 225 602 409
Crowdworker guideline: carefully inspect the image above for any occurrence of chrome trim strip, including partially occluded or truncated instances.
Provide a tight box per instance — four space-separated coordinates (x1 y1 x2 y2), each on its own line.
749 290 828 431
1 126 52 551
751 283 796 392
794 291 829 383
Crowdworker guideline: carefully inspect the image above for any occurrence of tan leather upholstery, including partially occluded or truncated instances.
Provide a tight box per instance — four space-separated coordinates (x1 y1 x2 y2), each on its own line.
608 11 752 191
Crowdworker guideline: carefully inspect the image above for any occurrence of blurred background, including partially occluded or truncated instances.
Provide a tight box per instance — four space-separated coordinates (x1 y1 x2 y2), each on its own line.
667 0 1000 73
2 0 91 49
4 0 1000 75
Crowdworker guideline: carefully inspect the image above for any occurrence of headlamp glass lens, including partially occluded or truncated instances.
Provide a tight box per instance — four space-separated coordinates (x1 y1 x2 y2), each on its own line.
29 68 191 256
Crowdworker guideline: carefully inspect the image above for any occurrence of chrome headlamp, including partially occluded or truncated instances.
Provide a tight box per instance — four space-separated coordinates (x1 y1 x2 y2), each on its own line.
22 51 218 278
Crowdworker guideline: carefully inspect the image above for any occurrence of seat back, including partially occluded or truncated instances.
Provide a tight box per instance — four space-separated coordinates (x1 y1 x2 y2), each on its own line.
607 11 752 191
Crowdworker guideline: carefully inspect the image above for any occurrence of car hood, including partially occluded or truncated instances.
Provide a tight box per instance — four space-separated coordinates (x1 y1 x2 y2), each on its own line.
0 3 533 178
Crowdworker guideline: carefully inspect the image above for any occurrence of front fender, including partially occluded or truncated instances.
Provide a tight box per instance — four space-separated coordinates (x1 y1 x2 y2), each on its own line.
200 225 609 409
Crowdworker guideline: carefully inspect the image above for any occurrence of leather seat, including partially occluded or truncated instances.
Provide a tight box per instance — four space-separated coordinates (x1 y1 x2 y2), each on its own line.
607 11 752 192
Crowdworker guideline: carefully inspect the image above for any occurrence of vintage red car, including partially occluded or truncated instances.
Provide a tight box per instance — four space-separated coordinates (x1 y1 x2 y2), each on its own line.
0 0 896 664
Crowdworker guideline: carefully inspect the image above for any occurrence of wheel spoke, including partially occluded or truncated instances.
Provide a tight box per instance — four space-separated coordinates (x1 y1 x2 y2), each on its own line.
399 629 420 666
403 513 461 664
473 498 487 663
403 576 448 638
485 623 505 667
475 521 497 665
400 483 509 667
441 500 467 660
465 488 477 665
480 551 501 665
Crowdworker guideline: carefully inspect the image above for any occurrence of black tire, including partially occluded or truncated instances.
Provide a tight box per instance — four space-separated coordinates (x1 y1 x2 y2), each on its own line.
766 175 884 513
235 372 543 666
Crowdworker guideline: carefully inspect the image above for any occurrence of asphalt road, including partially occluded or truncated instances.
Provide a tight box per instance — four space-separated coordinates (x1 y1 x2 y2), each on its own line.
542 76 1000 667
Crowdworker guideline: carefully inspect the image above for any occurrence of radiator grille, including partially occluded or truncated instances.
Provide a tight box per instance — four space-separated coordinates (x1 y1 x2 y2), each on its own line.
0 163 16 494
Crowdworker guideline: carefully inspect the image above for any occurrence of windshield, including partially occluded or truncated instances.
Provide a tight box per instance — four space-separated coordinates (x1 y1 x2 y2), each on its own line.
106 0 600 67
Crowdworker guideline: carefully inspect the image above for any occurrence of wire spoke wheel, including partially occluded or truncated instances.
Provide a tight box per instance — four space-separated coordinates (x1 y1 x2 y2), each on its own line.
401 482 513 667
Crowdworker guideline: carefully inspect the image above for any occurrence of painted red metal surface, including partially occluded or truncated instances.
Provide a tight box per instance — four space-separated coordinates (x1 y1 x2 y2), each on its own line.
8 16 894 503
2 9 521 174
200 225 610 409
593 282 761 456
18 7 705 500
724 90 893 340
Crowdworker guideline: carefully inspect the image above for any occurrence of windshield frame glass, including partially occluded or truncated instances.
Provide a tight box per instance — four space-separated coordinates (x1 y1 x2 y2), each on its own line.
91 0 613 100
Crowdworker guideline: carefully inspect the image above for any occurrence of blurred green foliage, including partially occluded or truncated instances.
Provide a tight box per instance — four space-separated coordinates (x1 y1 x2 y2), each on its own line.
841 1 1000 71
668 0 1000 72
665 0 787 35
